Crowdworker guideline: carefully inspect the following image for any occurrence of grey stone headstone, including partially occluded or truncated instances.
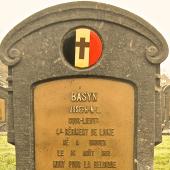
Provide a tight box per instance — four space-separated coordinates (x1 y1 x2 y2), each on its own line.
0 2 168 170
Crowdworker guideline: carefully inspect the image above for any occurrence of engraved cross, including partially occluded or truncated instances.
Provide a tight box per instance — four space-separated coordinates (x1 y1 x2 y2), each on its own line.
76 38 90 59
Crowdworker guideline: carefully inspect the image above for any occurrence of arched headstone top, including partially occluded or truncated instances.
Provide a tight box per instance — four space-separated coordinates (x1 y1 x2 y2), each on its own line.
164 85 170 94
0 1 168 66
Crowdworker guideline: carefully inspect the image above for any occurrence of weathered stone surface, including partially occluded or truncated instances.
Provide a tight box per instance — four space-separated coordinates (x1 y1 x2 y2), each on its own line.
0 2 168 170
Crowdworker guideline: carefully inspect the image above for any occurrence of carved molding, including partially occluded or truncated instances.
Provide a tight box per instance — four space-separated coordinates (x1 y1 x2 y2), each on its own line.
0 48 22 66
146 45 168 64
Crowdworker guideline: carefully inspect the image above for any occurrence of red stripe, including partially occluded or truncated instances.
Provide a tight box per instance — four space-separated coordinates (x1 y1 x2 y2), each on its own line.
89 31 102 66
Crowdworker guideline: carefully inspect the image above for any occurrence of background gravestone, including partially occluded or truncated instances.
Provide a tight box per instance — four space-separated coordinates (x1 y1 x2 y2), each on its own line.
0 2 168 170
162 85 170 134
0 86 8 132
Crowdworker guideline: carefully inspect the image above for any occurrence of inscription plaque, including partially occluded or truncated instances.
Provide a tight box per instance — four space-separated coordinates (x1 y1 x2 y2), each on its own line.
34 78 134 170
0 98 5 122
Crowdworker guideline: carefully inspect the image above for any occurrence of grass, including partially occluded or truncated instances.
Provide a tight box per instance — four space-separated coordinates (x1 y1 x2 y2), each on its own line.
154 135 170 170
0 133 170 170
0 132 16 170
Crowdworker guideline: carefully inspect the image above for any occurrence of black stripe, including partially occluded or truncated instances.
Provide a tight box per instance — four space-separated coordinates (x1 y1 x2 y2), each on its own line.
63 30 76 66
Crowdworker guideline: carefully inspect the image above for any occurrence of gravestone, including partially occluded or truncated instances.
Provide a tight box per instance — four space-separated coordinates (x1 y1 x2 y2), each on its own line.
0 2 168 170
161 85 166 128
162 85 170 134
0 86 8 131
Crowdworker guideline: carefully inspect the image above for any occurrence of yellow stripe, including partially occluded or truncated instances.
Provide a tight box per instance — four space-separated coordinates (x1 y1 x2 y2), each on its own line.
75 28 90 68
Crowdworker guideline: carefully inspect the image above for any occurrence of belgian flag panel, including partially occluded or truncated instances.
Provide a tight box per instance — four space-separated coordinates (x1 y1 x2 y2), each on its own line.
63 28 102 68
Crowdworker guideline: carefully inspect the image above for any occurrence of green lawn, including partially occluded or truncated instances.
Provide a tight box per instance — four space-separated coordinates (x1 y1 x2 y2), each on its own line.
0 133 170 170
154 135 170 170
0 133 15 170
